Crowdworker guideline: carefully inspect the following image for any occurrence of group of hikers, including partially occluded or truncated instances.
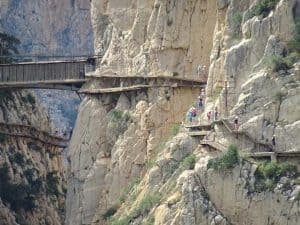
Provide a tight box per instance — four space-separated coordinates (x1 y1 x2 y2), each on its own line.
186 89 240 131
187 86 277 150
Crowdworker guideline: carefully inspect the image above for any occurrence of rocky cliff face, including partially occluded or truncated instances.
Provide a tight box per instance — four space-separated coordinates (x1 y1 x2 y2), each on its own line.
0 0 93 56
0 90 65 225
66 0 300 225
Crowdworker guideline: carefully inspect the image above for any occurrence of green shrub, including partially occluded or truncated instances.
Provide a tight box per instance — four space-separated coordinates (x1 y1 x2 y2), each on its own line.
181 154 196 170
0 133 6 143
288 21 300 53
171 124 181 136
24 168 35 182
143 215 155 225
132 194 161 217
109 109 131 139
103 205 119 220
0 163 37 211
46 171 60 196
266 55 296 72
9 152 25 165
22 93 36 106
207 145 239 170
0 90 14 106
254 161 298 192
233 12 243 39
119 178 141 204
250 0 280 18
0 32 20 64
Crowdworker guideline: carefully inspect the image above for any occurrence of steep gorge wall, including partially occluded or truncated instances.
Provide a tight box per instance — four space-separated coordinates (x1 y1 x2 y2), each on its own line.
0 91 65 225
0 0 93 55
66 0 300 225
205 0 300 153
92 0 217 78
66 1 219 224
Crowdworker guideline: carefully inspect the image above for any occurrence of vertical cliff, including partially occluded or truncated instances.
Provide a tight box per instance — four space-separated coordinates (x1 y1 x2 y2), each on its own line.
0 90 65 225
0 0 93 55
66 0 300 225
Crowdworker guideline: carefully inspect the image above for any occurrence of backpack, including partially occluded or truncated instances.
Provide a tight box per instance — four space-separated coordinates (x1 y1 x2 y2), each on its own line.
192 109 197 117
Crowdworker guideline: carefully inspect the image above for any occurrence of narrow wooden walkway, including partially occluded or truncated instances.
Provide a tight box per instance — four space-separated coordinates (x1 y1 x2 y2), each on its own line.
200 140 228 152
80 75 206 94
0 122 69 148
79 85 150 94
210 119 273 152
245 151 300 161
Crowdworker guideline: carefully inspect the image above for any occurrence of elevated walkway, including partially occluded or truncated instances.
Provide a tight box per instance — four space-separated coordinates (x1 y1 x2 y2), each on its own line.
187 131 209 137
80 75 206 94
0 57 97 90
200 140 228 152
0 122 69 148
79 85 150 94
244 151 300 162
213 119 273 152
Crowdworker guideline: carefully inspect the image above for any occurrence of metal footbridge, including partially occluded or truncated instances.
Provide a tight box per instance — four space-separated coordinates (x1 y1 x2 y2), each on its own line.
0 55 98 90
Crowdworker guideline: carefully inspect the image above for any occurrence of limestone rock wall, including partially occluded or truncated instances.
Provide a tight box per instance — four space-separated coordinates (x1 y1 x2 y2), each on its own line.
66 86 199 225
0 0 93 56
0 91 65 225
92 0 217 79
205 0 300 152
66 0 300 225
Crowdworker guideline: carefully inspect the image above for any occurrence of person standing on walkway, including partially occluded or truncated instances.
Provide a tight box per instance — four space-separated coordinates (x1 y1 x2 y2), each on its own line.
234 116 239 130
198 96 203 109
187 109 193 123
207 111 212 122
214 107 218 121
271 135 276 149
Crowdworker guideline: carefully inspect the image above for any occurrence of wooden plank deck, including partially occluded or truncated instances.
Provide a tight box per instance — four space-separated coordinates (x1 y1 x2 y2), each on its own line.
79 85 150 94
187 131 209 137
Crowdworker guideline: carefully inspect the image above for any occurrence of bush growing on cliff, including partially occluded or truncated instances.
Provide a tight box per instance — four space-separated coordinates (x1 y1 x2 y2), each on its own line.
46 171 60 196
181 154 196 170
233 12 243 39
0 90 15 106
132 194 161 217
0 133 6 143
207 145 239 170
171 123 181 136
119 177 141 204
267 54 296 72
288 21 300 53
108 109 131 139
109 194 161 225
250 0 280 18
0 163 36 211
21 93 36 108
254 161 298 192
103 205 119 220
9 152 25 166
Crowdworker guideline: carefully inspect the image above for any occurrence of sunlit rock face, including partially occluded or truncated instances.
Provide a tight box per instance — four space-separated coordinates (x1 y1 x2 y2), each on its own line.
0 0 93 55
66 0 300 225
0 91 65 225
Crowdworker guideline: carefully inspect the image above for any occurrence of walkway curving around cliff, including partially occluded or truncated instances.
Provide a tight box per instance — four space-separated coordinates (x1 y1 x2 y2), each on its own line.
185 119 300 161
0 122 69 148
